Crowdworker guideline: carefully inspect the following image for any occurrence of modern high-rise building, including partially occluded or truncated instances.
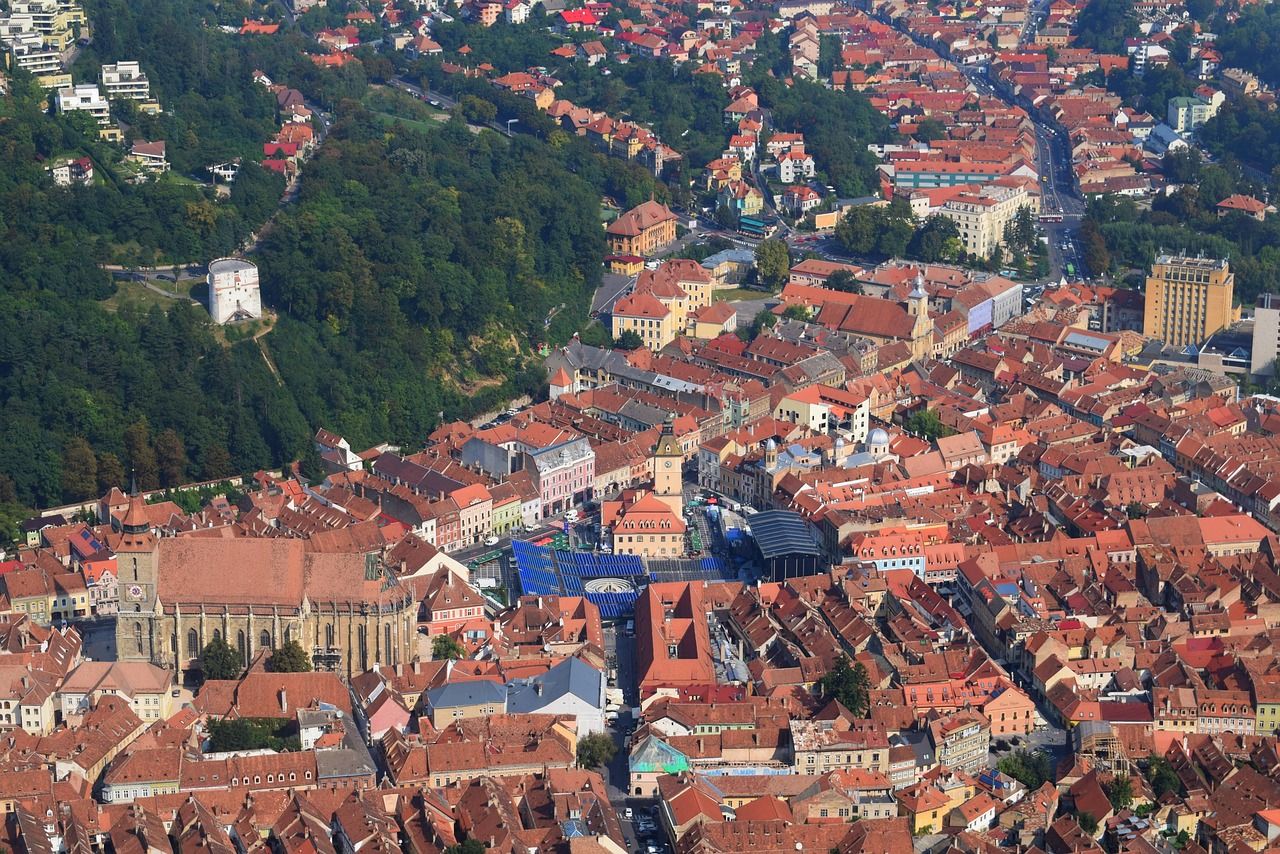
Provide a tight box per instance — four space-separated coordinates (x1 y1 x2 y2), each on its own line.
1252 294 1280 376
1142 254 1239 348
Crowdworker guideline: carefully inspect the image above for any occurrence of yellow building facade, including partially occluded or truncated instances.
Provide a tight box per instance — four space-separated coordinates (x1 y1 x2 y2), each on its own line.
1143 254 1239 347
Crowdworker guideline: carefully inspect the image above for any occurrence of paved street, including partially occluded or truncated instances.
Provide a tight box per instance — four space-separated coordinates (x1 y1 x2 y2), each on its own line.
592 272 636 316
599 621 650 853
726 294 779 324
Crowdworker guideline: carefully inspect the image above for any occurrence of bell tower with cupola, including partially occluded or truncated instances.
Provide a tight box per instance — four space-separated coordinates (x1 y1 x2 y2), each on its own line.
652 412 684 515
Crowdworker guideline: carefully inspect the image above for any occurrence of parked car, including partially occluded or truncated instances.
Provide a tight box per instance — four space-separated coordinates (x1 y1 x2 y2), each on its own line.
483 536 500 547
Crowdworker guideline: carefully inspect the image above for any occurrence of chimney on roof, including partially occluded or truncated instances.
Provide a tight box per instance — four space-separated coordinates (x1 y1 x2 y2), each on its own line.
280 688 288 713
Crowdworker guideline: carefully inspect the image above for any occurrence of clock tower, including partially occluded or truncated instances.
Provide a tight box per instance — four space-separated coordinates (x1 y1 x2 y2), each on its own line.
653 412 683 515
114 488 160 664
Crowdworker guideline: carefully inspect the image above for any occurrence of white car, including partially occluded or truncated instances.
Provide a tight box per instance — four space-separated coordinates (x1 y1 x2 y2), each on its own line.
484 536 500 546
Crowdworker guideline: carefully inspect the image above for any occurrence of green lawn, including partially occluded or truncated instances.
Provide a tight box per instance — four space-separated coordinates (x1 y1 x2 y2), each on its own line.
99 279 178 313
714 287 775 302
373 112 443 132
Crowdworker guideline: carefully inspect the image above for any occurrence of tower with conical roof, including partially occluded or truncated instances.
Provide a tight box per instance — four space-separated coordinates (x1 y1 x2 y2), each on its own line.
652 412 683 515
115 484 160 662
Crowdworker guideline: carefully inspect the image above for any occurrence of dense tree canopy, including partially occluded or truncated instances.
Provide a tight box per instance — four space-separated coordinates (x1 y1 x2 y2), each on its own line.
997 750 1053 790
202 635 243 681
816 654 871 717
431 634 466 661
1213 3 1280 89
0 0 898 529
753 77 891 199
268 639 313 673
576 731 619 769
1072 0 1140 54
1083 178 1280 302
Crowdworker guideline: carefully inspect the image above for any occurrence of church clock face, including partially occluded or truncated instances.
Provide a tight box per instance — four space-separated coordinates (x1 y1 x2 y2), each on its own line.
664 460 673 468
125 584 145 601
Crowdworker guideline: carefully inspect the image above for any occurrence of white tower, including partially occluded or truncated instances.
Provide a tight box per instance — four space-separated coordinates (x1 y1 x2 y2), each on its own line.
207 257 262 324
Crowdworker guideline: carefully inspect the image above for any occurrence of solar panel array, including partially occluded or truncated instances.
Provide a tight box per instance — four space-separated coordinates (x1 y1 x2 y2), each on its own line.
511 541 648 619
512 540 560 596
647 557 736 583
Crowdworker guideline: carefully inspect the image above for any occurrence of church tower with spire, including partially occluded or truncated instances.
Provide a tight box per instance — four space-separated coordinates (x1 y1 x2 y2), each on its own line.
114 485 160 662
908 272 932 359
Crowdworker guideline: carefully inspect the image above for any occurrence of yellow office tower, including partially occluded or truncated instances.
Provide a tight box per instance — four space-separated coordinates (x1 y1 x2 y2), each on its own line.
1143 254 1239 348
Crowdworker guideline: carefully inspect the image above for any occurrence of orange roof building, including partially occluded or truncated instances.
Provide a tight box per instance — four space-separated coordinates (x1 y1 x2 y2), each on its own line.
605 199 678 257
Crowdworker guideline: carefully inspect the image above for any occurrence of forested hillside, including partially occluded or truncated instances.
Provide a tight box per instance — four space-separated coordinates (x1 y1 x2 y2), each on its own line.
0 0 612 523
253 101 606 447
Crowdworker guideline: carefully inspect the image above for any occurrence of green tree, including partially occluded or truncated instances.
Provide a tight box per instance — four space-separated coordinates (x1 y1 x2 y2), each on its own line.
299 443 327 485
816 654 870 717
267 638 312 673
835 206 881 255
577 731 618 769
877 216 915 259
1146 753 1182 797
208 719 261 752
614 330 645 350
97 453 125 496
747 308 779 341
1004 205 1037 252
202 444 232 480
826 269 862 293
905 409 956 441
432 634 466 661
1164 147 1202 185
124 421 160 490
908 215 962 263
1107 773 1136 812
755 239 791 290
997 750 1053 790
1197 165 1236 207
458 95 497 123
781 304 812 322
1080 220 1112 277
915 118 946 142
62 439 99 502
1078 813 1099 835
155 428 187 488
444 841 486 854
201 635 243 681
1073 0 1139 53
